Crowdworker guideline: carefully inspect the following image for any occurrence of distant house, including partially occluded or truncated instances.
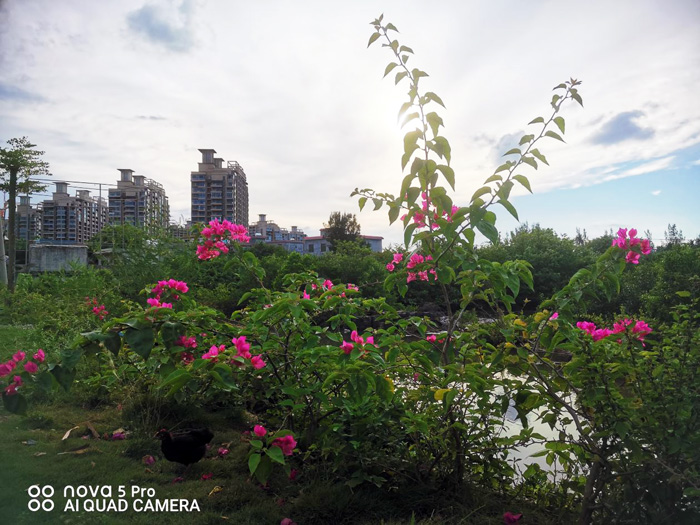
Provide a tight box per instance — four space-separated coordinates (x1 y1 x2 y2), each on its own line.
248 214 307 253
304 233 383 255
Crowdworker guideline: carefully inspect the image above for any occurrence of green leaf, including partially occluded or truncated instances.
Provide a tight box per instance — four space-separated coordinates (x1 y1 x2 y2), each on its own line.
101 332 122 356
530 149 549 166
519 134 535 146
476 220 499 244
161 369 193 395
160 322 181 349
266 445 286 465
385 23 398 32
395 71 408 85
367 32 380 47
553 116 565 134
125 326 155 360
471 186 491 202
503 148 521 157
425 92 445 107
512 174 532 193
545 130 565 143
425 111 443 137
433 136 451 163
484 174 503 184
35 371 55 393
399 45 413 53
436 164 455 190
254 454 273 484
358 196 367 211
383 62 399 77
60 347 84 369
388 204 400 224
51 365 76 392
248 453 261 475
521 156 538 170
2 392 28 415
528 117 545 125
571 92 584 106
494 161 513 174
499 200 519 220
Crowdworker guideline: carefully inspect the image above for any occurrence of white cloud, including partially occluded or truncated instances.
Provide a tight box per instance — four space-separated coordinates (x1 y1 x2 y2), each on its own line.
652 190 662 196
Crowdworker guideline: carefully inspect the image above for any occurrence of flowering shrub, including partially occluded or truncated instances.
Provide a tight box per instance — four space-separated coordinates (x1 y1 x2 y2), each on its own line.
3 16 698 525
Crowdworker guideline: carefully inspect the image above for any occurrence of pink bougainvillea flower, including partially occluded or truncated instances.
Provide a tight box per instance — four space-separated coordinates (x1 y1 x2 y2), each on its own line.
111 432 126 440
272 435 297 456
201 472 213 481
392 253 404 264
426 335 437 343
12 351 26 363
365 336 374 345
503 512 523 524
218 447 229 457
413 373 420 382
33 349 46 363
406 254 424 269
0 363 12 377
143 455 155 465
386 262 395 272
632 320 652 341
302 291 310 299
251 355 266 369
202 344 224 360
322 279 334 290
253 425 267 437
340 341 354 354
289 468 299 481
4 383 18 395
280 519 297 525
625 251 641 264
406 272 417 283
24 361 38 374
550 312 559 320
146 297 161 308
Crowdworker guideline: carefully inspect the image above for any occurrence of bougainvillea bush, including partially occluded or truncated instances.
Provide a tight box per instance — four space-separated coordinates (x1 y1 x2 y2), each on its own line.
3 16 698 525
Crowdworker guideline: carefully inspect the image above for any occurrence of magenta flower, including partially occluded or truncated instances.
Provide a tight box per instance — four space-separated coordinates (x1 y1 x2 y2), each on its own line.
503 512 523 524
254 425 267 437
111 432 126 440
272 435 297 456
146 297 161 308
201 472 213 480
406 272 417 283
426 335 437 343
280 519 297 525
289 468 299 481
12 351 26 363
33 349 46 363
251 355 266 369
143 455 156 465
392 253 404 264
181 352 195 365
172 476 184 484
322 279 334 290
386 262 395 272
340 341 354 354
218 447 229 457
550 312 559 320
202 344 224 360
625 251 641 264
0 363 11 377
24 361 38 374
302 291 310 299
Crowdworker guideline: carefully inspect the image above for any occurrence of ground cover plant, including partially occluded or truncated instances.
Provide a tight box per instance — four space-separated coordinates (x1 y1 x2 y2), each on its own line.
2 15 699 525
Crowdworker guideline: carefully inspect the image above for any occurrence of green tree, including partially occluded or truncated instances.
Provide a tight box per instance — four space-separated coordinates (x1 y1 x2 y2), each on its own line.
323 211 361 250
0 137 49 291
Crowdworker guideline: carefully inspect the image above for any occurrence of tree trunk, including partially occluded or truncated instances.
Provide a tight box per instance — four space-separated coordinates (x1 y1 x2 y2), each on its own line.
7 166 17 292
578 460 601 525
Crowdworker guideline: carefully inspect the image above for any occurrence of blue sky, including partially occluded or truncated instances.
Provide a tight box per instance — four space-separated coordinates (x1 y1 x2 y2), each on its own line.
1 0 698 246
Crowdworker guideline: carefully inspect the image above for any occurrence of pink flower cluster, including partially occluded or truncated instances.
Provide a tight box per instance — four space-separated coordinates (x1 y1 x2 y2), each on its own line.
1 349 45 394
147 279 188 309
577 318 652 343
252 425 297 455
272 435 297 456
197 219 250 260
175 335 197 349
85 297 108 320
340 330 375 355
200 336 267 369
401 193 460 230
612 228 651 264
387 252 438 283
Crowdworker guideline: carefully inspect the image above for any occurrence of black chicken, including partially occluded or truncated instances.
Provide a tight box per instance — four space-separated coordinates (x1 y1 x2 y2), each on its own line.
155 428 214 473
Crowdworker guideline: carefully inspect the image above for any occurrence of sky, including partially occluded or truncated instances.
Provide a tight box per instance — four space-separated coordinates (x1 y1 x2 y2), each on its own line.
1 0 699 247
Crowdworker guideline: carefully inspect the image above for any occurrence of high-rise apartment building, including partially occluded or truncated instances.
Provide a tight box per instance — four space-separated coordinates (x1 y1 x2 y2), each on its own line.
191 149 249 226
40 182 108 243
16 195 41 242
248 213 306 252
108 169 170 233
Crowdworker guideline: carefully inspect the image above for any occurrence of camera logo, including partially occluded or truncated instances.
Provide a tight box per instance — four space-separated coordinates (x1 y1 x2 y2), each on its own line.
28 485 55 511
